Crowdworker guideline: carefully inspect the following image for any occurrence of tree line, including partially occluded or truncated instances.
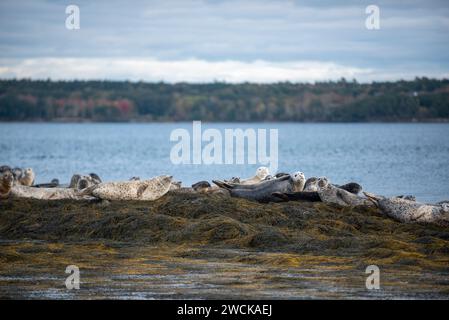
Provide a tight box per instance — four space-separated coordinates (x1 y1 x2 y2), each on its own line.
0 78 448 122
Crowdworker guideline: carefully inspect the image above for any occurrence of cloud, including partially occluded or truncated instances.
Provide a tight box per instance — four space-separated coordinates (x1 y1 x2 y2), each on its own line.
0 0 448 81
1 57 447 83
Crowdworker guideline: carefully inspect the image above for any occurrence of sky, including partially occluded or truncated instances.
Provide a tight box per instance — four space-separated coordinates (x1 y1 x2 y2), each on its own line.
0 0 448 83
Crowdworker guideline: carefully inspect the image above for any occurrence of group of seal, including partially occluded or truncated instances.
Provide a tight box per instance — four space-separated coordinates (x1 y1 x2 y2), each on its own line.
2 163 448 227
0 164 174 201
0 165 35 187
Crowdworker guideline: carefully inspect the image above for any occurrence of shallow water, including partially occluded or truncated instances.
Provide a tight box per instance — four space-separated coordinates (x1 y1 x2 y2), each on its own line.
1 122 448 203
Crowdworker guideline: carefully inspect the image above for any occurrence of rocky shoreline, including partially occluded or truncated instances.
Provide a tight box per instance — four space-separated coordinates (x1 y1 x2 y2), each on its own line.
1 192 449 299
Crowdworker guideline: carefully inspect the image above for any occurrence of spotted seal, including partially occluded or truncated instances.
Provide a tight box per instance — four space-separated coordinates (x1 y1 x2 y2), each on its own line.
364 192 449 227
0 171 14 199
10 184 94 200
17 168 35 186
191 181 229 195
34 179 60 188
225 166 270 185
273 180 364 203
213 172 305 203
78 175 173 201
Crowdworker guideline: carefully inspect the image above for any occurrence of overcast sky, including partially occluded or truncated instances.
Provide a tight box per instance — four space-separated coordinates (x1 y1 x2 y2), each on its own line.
0 0 448 83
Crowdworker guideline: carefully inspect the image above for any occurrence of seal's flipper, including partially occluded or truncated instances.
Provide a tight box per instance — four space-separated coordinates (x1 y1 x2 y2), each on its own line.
76 184 99 197
212 180 233 190
272 192 289 201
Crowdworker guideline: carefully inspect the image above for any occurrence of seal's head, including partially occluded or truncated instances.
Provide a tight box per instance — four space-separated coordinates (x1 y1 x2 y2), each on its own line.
2 171 14 187
291 171 306 192
12 167 22 180
89 173 102 184
20 168 35 186
292 171 305 182
317 177 330 189
192 181 211 191
77 178 90 190
442 203 449 213
157 175 173 186
0 165 12 174
256 167 270 179
23 168 34 177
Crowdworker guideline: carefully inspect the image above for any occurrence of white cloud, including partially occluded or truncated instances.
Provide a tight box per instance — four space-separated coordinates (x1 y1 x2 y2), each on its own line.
0 57 447 83
0 57 374 83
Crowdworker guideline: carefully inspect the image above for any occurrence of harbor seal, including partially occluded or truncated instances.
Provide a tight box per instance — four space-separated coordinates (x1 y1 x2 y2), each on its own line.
12 167 23 181
213 171 305 203
228 166 270 185
0 165 12 174
191 181 229 195
318 184 372 207
10 184 94 200
364 192 449 227
192 181 212 192
0 171 14 199
34 179 60 188
273 181 363 203
18 168 35 186
79 175 173 201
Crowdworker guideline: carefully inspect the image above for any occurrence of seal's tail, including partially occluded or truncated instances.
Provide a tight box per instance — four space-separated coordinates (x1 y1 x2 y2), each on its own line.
212 180 233 190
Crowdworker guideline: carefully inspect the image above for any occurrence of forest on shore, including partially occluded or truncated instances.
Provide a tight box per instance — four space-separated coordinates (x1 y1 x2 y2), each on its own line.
1 78 448 122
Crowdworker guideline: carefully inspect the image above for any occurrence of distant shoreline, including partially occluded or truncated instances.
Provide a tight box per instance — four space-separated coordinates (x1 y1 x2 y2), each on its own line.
1 119 449 124
1 78 448 122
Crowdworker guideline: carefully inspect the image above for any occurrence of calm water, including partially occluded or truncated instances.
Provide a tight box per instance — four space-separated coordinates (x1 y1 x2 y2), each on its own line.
0 123 448 203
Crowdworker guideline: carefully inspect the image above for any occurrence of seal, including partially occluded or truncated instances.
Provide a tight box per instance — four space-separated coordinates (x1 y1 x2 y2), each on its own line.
12 167 23 181
192 181 212 192
79 175 173 201
18 168 35 186
191 181 229 195
34 179 59 188
229 166 270 185
318 184 372 207
364 192 449 227
213 171 305 203
0 171 14 199
10 184 94 200
273 180 363 203
337 182 362 195
0 165 12 174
